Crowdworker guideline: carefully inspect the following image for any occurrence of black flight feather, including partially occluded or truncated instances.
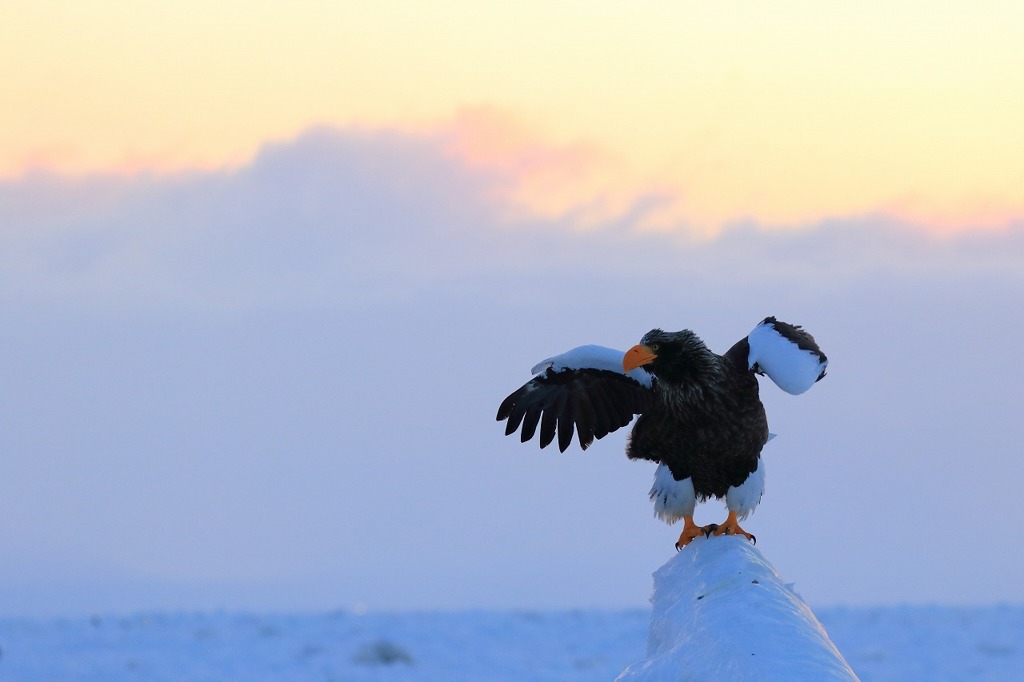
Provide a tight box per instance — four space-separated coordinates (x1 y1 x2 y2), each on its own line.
496 368 653 451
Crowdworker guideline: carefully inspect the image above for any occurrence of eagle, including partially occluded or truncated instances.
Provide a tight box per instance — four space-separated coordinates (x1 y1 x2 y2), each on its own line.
496 317 827 549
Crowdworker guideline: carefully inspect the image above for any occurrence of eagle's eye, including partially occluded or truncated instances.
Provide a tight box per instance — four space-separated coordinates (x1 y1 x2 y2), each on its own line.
651 343 660 352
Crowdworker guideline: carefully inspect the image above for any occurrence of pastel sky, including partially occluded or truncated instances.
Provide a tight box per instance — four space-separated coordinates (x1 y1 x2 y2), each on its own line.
3 4 1024 618
5 1 1024 231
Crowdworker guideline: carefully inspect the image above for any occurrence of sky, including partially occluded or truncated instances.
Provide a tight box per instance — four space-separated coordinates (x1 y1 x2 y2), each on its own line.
5 1 1024 230
2 2 1024 617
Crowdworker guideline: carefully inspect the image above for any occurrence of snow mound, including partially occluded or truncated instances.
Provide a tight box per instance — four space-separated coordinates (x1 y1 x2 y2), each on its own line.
617 536 858 681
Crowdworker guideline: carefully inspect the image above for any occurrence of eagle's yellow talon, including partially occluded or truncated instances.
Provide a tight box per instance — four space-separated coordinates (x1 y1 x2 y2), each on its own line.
710 511 755 542
674 516 705 550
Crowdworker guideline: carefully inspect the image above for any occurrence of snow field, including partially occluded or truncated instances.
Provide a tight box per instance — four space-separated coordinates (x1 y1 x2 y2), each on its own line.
1 605 1022 681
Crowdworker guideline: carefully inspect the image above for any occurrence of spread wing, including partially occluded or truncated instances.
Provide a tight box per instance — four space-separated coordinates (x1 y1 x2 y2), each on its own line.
496 345 655 452
726 317 828 395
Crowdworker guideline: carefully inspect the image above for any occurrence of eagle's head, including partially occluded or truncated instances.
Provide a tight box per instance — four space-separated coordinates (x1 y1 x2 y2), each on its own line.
622 329 720 386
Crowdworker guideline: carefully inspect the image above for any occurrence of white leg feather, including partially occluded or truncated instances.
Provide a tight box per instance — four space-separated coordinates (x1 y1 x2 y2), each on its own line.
726 457 765 521
649 463 696 524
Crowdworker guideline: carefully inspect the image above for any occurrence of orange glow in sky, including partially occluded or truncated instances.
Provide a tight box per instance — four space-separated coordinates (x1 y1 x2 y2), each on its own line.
4 1 1023 232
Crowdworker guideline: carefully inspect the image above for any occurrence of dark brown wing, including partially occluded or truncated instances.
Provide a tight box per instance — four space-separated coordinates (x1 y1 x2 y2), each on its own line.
497 368 655 452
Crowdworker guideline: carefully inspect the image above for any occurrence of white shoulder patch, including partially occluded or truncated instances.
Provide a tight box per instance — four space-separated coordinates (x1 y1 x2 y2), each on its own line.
746 321 827 395
531 344 653 387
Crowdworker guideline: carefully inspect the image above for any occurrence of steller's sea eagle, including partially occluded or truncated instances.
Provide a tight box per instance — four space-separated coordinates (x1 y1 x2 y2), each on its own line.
496 317 827 548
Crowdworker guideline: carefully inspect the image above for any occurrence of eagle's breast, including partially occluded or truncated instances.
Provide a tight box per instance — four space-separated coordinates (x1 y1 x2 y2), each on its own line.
628 366 767 499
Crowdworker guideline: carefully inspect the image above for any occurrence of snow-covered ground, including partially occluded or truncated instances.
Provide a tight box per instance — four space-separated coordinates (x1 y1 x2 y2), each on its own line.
1 603 1022 681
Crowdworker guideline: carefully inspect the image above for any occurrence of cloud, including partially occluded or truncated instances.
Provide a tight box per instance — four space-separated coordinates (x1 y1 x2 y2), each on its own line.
2 121 1022 313
1 126 504 308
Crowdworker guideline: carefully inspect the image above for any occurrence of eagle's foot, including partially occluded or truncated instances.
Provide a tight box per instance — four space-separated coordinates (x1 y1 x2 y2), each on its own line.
710 511 756 544
674 517 705 550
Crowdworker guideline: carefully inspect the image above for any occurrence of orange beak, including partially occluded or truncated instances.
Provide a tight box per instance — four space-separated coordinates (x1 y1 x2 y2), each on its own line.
623 344 657 373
